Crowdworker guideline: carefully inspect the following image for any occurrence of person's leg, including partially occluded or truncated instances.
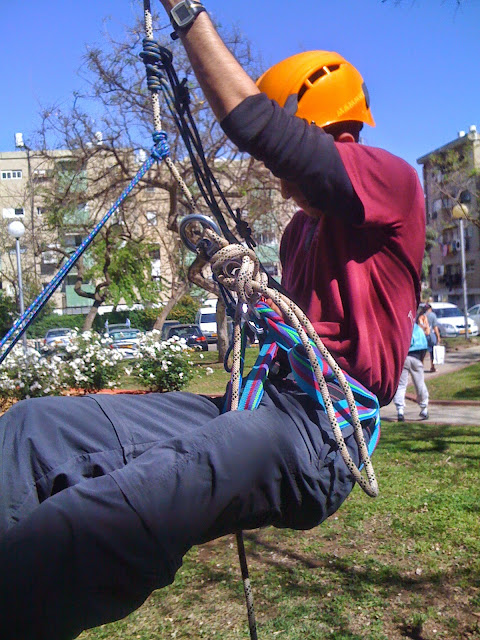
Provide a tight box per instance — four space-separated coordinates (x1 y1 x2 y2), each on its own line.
0 384 368 639
0 392 221 535
393 366 409 421
428 334 437 372
409 357 429 418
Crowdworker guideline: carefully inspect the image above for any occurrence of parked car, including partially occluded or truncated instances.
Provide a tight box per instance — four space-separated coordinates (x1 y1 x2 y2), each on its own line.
108 328 142 359
104 322 131 337
43 328 76 351
467 303 480 329
163 323 208 351
160 320 184 341
428 302 479 337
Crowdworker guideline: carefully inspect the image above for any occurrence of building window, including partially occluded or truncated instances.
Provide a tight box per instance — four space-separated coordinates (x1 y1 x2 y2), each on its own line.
36 206 44 216
64 234 83 249
41 246 59 275
263 263 278 276
256 231 277 246
150 247 161 278
146 211 157 225
15 208 24 216
1 170 22 180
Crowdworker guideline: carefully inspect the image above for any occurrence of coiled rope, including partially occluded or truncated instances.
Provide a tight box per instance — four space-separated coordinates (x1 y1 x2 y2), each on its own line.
205 228 379 498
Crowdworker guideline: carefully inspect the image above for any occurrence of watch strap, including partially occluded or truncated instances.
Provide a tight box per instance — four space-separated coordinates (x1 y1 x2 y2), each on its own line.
170 0 206 40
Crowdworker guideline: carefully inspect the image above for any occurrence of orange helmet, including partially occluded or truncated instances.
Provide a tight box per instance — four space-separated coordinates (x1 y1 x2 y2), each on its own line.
256 50 375 129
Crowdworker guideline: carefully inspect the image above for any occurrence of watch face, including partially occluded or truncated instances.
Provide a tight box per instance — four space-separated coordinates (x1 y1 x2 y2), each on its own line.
175 5 190 22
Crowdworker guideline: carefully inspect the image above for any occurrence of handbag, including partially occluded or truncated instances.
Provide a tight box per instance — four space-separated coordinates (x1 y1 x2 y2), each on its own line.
433 345 445 365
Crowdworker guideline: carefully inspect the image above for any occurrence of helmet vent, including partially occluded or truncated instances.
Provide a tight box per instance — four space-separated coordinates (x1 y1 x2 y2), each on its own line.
298 64 341 103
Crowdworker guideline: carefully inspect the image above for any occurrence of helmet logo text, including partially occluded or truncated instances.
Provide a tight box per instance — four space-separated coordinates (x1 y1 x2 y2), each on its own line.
336 90 365 118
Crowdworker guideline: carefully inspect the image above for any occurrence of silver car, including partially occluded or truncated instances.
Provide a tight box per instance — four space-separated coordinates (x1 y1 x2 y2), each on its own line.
43 328 76 351
108 328 141 359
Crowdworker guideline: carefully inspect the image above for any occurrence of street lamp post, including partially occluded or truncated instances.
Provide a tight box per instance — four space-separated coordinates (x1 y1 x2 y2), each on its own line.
14 133 38 283
7 219 28 354
452 203 469 340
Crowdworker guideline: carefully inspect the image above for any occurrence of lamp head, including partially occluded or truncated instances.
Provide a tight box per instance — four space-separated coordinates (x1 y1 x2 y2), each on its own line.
7 220 25 239
452 203 469 219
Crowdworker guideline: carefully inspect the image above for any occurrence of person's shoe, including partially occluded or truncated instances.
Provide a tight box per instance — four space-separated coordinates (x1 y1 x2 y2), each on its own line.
429 366 436 373
397 413 405 422
419 408 429 420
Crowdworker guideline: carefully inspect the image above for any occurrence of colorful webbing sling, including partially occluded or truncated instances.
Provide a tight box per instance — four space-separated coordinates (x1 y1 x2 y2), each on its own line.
231 302 380 458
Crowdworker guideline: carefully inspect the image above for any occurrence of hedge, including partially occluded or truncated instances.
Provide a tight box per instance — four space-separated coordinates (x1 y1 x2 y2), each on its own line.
24 295 202 338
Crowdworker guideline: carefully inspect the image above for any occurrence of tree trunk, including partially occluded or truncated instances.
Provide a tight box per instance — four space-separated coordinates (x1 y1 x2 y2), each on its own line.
153 281 190 331
216 298 229 363
83 299 103 331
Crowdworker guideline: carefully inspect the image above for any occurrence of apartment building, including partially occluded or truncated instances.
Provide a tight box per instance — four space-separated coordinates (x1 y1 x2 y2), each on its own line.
0 142 171 315
417 125 480 309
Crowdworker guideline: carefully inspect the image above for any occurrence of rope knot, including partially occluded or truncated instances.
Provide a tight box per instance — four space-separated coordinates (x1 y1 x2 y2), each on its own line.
140 38 168 94
151 131 170 160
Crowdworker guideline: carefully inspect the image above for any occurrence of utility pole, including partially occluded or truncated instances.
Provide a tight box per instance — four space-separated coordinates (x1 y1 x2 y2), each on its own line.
452 203 470 340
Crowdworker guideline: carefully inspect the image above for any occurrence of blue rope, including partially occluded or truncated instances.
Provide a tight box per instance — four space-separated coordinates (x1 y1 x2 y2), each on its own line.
0 138 170 364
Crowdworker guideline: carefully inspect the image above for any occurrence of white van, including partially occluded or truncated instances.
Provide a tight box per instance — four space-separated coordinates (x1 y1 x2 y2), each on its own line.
196 305 218 343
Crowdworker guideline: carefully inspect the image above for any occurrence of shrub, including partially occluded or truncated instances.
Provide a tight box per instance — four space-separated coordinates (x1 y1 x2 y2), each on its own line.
0 292 16 339
135 331 194 392
0 346 66 401
26 313 88 339
61 330 123 393
167 294 201 324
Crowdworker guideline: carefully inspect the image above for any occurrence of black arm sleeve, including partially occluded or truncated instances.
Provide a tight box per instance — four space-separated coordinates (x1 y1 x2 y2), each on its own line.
221 93 364 222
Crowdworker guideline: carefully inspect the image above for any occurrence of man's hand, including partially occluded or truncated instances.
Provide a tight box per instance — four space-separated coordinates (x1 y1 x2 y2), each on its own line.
153 0 259 122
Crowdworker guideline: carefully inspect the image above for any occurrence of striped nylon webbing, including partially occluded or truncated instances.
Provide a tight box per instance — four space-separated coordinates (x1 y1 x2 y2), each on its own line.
238 303 380 457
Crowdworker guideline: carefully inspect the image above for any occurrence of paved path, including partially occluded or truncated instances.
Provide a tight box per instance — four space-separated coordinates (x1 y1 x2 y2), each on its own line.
380 344 480 426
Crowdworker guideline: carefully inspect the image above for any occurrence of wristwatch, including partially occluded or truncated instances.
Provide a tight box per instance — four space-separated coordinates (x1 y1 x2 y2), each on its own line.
170 0 206 39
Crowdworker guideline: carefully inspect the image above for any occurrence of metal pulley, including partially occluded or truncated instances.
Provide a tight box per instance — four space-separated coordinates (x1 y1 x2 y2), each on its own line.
179 214 222 258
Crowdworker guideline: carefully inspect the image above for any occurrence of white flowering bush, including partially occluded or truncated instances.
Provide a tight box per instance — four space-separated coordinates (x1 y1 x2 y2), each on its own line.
61 330 123 393
0 345 65 401
135 330 194 392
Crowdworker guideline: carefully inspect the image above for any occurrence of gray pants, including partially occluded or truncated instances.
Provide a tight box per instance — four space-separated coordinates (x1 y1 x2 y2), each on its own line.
393 355 429 414
0 383 373 640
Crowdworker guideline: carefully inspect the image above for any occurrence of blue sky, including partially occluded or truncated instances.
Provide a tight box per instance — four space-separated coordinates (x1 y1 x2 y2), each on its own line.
2 0 479 180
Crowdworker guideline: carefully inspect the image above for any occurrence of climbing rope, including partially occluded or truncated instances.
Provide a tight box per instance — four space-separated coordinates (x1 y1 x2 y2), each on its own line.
202 228 379 497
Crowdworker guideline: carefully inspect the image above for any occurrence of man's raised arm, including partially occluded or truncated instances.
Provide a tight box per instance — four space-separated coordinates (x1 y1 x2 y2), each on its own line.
158 0 259 120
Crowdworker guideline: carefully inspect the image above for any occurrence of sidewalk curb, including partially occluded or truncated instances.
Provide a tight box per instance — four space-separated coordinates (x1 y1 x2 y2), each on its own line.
405 393 480 407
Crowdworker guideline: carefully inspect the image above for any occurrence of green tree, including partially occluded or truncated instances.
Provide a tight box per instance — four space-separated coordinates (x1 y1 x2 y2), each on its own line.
0 292 17 338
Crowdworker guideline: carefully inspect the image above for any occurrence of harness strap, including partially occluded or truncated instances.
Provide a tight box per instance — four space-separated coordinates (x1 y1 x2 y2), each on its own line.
238 303 380 458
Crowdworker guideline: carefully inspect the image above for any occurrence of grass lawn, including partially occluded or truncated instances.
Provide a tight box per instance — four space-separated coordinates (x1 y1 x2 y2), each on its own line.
426 362 480 402
78 420 480 640
184 347 261 395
